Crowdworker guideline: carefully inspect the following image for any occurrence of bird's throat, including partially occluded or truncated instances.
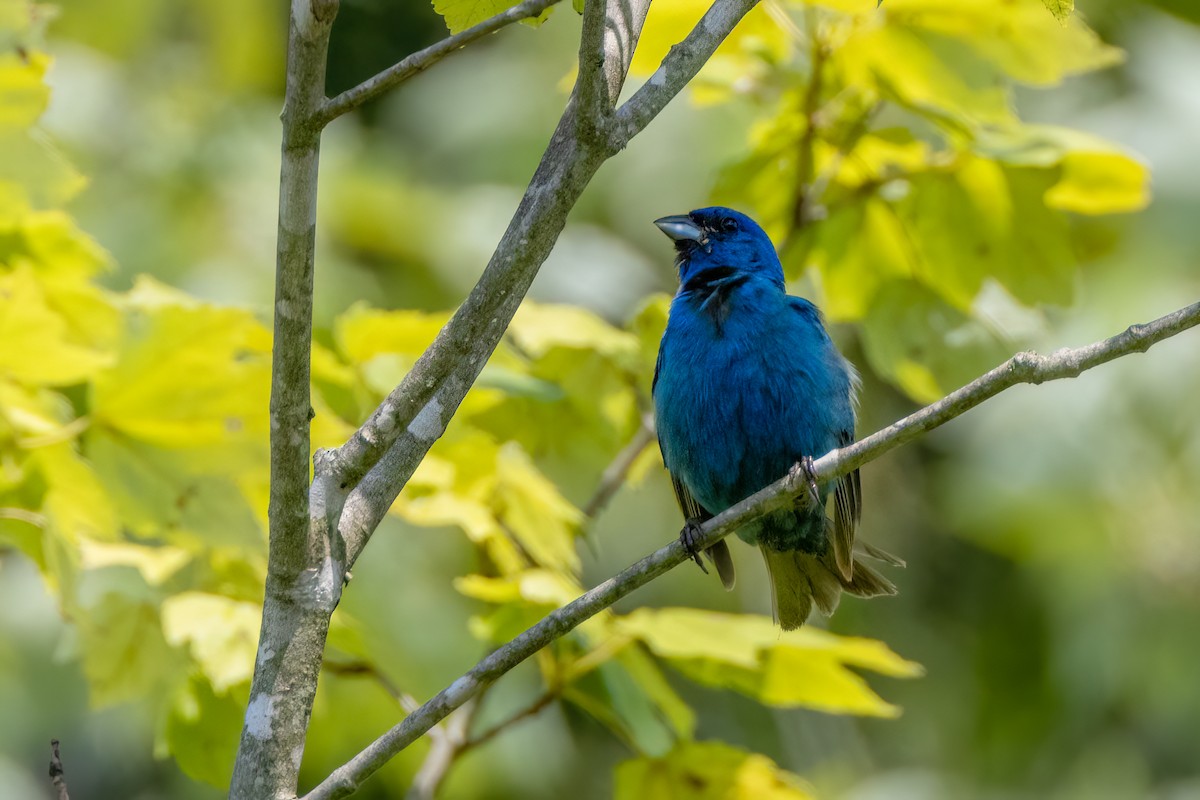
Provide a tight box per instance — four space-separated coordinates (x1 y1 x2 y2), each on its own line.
683 266 751 335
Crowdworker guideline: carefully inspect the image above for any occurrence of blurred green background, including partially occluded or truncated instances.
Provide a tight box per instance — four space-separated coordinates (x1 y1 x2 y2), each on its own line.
2 0 1200 798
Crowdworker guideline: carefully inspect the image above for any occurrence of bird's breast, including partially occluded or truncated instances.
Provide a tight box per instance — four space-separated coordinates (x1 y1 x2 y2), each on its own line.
654 300 838 515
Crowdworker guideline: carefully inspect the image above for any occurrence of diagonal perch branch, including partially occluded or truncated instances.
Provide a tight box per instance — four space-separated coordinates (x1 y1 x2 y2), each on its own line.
301 299 1200 800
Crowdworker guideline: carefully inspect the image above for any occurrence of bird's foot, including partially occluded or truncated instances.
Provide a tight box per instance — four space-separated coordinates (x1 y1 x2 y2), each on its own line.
789 455 822 509
679 519 709 574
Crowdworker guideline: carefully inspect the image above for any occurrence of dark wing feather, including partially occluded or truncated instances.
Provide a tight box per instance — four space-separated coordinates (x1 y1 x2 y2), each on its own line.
830 430 860 581
668 473 736 590
670 472 708 523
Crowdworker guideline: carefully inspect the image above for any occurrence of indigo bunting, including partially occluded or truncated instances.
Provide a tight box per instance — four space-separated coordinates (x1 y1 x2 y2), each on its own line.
652 207 899 629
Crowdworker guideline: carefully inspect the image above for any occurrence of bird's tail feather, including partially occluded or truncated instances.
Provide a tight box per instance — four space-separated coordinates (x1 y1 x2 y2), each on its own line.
704 540 736 590
761 545 899 630
856 539 905 567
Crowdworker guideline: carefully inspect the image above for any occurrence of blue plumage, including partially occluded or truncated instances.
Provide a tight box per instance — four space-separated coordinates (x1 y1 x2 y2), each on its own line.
651 207 897 628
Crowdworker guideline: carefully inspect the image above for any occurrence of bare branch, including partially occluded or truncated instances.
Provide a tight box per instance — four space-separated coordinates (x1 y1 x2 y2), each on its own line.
323 659 404 703
230 0 341 797
404 697 479 800
576 0 651 133
302 299 1200 800
610 0 762 150
316 0 562 126
576 0 614 118
583 412 656 518
49 739 69 800
790 7 826 231
460 690 559 753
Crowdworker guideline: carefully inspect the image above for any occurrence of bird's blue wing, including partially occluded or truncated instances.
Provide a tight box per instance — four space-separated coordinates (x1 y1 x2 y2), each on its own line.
653 334 736 589
787 295 861 579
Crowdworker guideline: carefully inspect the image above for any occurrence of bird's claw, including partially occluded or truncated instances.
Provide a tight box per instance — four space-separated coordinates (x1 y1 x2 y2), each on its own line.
789 455 822 508
679 520 708 573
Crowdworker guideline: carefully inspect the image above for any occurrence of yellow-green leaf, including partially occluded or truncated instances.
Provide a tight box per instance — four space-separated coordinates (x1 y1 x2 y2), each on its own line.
615 740 815 800
334 302 448 366
891 156 1076 310
0 50 49 130
0 265 112 385
77 593 179 707
973 124 1151 214
1040 0 1073 21
80 540 191 585
90 276 269 467
631 0 791 101
1045 151 1150 214
886 0 1120 86
510 301 639 361
837 25 1014 129
34 443 118 543
619 608 922 718
163 674 244 788
0 379 73 438
432 0 552 35
161 591 261 694
86 428 265 551
860 280 1013 403
493 442 583 573
0 129 87 208
454 569 580 606
614 645 696 742
800 197 913 321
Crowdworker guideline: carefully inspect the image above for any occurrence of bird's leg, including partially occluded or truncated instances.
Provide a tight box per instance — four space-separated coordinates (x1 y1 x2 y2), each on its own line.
679 519 709 573
788 455 822 509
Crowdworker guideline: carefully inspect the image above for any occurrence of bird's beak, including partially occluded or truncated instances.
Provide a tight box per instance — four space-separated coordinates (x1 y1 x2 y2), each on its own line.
654 215 706 244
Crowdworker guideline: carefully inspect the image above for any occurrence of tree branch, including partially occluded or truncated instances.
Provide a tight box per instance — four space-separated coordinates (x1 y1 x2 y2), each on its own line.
459 689 559 753
301 298 1200 800
576 0 647 134
583 412 656 518
315 0 562 126
404 696 479 800
230 1 341 798
609 0 762 150
49 739 69 800
790 6 826 231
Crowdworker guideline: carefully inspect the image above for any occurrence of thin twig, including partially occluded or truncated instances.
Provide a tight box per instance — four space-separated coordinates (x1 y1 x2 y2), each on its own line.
577 0 616 119
405 697 479 800
323 659 404 703
316 0 562 126
302 299 1200 800
49 739 69 800
791 6 826 231
0 507 47 527
610 0 763 150
460 690 559 753
583 413 656 518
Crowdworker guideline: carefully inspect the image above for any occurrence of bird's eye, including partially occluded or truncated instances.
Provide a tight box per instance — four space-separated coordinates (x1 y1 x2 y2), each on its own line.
720 217 739 232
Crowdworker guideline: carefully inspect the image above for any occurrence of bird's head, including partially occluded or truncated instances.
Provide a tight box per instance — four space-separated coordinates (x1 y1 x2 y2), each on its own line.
654 206 784 289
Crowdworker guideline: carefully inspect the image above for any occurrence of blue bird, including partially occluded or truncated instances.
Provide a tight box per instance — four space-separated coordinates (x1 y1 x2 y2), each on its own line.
652 207 899 629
